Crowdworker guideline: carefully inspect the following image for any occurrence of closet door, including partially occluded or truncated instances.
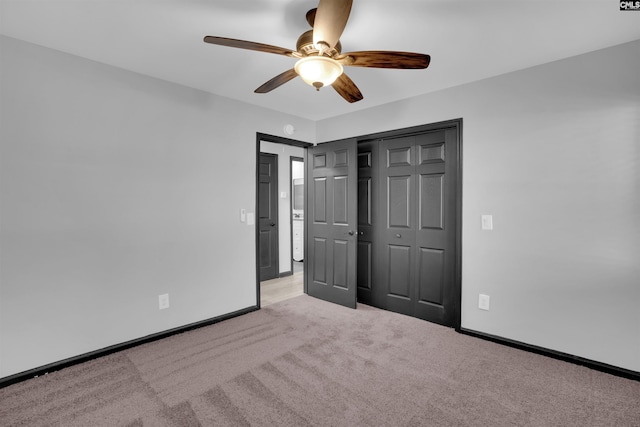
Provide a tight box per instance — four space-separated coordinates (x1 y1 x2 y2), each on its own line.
375 128 458 326
377 135 417 316
414 130 457 325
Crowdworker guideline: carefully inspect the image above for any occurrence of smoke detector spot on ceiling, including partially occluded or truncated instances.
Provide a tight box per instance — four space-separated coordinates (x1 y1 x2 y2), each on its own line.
283 124 296 135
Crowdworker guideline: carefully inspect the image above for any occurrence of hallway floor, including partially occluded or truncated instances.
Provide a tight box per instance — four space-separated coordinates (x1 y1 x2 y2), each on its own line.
260 270 303 307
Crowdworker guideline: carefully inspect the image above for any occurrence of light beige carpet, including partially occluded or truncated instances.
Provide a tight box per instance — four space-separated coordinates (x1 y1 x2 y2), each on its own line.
1 294 639 426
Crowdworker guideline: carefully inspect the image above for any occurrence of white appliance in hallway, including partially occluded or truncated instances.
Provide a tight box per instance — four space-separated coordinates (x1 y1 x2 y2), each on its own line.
292 178 304 262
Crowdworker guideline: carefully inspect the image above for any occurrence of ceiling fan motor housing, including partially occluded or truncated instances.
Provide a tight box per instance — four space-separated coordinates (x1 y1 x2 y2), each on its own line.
296 30 342 57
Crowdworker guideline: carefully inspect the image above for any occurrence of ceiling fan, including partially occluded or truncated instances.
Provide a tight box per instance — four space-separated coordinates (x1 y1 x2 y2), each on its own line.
203 0 430 103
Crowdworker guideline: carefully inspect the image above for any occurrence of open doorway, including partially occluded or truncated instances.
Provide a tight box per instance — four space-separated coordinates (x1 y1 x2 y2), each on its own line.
291 156 304 277
256 134 312 307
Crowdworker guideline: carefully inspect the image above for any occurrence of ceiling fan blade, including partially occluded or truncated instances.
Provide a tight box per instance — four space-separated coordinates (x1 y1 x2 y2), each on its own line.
313 0 353 49
203 36 297 57
254 69 298 93
338 51 431 69
332 73 363 103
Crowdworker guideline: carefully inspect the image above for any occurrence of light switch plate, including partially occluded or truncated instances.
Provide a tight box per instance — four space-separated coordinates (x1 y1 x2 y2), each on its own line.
481 214 493 230
158 293 170 310
280 191 287 199
478 294 490 311
246 212 255 226
240 208 246 222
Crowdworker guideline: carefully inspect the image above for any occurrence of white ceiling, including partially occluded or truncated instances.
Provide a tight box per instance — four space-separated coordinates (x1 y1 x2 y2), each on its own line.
2 0 639 121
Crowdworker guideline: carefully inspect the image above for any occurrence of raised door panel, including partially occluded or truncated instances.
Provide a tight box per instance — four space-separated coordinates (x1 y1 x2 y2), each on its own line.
313 177 327 224
259 230 275 269
388 245 412 299
417 247 444 306
333 176 349 225
388 175 412 229
333 239 349 289
258 181 272 219
388 145 412 167
419 174 444 231
312 237 327 285
418 141 445 164
313 152 327 168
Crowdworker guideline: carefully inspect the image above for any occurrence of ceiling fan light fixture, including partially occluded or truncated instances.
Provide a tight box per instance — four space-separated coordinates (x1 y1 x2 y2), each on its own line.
294 56 343 90
203 0 429 103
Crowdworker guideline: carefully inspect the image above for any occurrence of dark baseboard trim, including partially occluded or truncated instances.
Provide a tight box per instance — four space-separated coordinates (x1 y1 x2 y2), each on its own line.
0 305 259 389
459 327 639 382
278 271 293 278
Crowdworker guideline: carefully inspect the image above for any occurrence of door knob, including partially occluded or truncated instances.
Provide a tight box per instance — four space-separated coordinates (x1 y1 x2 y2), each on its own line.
348 230 355 236
270 223 276 226
395 233 402 238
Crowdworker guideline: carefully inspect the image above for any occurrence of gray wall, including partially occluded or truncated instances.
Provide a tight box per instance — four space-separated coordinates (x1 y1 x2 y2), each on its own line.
317 40 640 373
0 36 315 378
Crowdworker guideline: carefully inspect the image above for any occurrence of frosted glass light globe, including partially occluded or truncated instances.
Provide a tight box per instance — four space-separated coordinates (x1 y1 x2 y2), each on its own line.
294 56 343 90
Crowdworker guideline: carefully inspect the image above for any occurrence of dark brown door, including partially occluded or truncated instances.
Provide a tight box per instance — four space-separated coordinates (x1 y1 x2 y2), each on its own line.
377 128 459 326
305 139 357 309
259 153 278 281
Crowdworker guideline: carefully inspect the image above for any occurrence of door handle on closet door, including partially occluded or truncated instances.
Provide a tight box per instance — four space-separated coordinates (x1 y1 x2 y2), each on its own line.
395 233 402 238
270 223 276 226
